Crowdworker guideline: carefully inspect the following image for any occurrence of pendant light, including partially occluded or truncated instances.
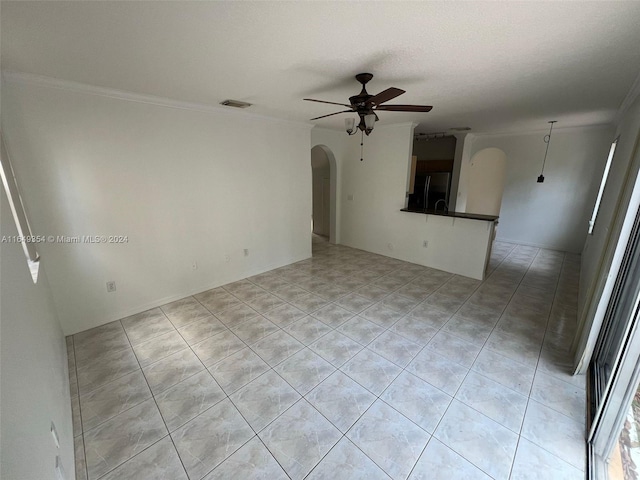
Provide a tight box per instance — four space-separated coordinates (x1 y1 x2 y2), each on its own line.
538 121 557 183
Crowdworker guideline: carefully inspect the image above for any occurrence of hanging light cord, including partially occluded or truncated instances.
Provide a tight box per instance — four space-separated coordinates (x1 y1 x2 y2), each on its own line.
540 121 557 176
360 130 364 161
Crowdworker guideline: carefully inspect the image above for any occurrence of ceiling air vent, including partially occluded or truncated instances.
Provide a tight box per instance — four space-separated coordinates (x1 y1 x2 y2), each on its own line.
220 99 252 109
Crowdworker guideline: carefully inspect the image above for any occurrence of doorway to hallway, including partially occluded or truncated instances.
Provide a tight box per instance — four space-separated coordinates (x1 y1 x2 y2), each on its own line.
311 144 337 245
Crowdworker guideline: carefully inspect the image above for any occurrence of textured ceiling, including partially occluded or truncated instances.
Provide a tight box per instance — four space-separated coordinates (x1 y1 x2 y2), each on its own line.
3 1 640 134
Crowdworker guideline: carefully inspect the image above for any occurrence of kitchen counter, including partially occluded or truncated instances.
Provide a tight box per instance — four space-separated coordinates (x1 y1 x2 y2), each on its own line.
400 208 498 222
397 207 498 280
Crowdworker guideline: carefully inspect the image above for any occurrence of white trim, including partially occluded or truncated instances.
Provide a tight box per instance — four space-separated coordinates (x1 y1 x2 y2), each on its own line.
65 253 310 335
588 139 619 235
2 70 314 130
574 158 640 375
311 121 419 134
615 69 640 126
495 236 576 253
376 121 419 131
472 123 613 139
0 131 40 282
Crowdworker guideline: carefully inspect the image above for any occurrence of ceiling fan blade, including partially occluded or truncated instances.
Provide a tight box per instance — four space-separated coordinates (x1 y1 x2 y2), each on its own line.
310 110 353 121
375 104 433 112
366 87 405 106
304 98 352 108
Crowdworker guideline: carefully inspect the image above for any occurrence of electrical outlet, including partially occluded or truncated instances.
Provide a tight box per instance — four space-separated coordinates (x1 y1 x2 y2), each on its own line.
191 261 198 270
224 254 231 263
243 249 249 257
347 194 354 201
423 240 429 248
387 243 394 251
106 281 116 293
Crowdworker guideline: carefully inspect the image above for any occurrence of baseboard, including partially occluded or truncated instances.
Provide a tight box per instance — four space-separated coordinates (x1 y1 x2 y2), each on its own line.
495 236 579 254
64 253 311 335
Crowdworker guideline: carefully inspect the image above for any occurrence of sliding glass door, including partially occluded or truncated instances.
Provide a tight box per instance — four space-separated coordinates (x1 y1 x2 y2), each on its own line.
588 205 640 479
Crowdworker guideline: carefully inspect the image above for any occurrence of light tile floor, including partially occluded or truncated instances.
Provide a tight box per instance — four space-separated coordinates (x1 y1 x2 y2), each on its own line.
68 239 586 480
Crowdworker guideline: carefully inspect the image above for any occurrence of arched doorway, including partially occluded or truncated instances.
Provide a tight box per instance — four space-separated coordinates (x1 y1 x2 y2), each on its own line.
310 144 337 244
466 147 507 216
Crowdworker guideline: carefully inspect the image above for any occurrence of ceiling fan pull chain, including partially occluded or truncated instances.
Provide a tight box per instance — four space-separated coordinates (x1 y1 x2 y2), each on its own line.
360 130 364 161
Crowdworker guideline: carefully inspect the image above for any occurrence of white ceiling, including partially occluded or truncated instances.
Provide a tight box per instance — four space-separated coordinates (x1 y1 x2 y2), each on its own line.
3 1 640 134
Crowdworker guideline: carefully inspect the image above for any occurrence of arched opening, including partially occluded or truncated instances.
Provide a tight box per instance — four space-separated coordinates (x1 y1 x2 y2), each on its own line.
466 147 507 216
310 144 337 244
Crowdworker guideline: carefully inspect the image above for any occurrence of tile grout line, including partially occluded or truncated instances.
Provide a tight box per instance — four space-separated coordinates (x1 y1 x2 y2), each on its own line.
237 257 448 478
148 301 297 480
403 242 523 479
88 300 290 478
244 243 529 479
70 335 90 480
71 243 463 479
294 251 503 477
508 248 577 476
113 317 193 480
77 317 211 432
177 279 357 478
71 241 582 479
505 247 565 480
288 246 524 477
338 245 515 478
513 250 587 476
413 245 571 477
313 242 531 477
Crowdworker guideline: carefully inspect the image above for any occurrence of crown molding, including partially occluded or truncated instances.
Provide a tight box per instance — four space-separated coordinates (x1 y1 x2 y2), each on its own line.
1 70 314 130
615 69 640 126
311 121 418 134
471 122 613 139
379 121 419 130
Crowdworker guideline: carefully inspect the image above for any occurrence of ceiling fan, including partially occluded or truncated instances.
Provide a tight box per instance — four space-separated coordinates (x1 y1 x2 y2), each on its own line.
304 73 433 136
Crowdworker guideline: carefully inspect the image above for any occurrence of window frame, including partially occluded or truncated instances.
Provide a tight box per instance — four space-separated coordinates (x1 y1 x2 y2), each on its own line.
0 131 40 282
589 137 619 235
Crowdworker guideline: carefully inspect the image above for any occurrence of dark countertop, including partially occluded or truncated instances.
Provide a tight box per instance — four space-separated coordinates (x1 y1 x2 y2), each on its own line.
400 208 499 222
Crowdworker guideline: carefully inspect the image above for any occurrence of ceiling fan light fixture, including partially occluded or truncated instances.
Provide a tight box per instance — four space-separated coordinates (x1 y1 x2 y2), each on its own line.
345 117 357 135
305 73 433 138
364 114 376 132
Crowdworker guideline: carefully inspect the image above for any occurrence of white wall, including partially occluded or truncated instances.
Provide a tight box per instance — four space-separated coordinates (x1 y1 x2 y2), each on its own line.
465 147 507 216
449 133 471 211
573 94 640 371
580 101 640 308
314 123 493 279
2 78 312 334
311 128 349 244
338 123 418 249
1 187 75 480
462 126 613 252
